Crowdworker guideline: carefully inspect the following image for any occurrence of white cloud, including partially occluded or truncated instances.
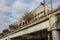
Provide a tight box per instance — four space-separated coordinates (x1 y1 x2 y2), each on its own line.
12 0 28 11
28 1 39 12
0 0 11 32
34 0 42 3
9 0 29 23
0 4 10 13
0 0 7 4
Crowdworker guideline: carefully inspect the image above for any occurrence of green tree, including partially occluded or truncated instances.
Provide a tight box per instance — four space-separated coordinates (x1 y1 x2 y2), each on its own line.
2 29 10 35
9 24 19 31
23 12 34 20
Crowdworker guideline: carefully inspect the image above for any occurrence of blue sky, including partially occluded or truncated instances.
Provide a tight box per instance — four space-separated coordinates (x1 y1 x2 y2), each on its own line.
0 0 60 32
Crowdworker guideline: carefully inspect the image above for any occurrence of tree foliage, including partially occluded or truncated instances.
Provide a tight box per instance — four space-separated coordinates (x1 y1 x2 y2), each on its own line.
9 24 19 30
23 12 34 20
0 33 3 35
2 29 10 33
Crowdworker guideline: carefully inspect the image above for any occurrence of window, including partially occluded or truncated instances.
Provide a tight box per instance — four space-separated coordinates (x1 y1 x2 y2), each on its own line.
40 11 43 14
38 11 43 16
5 39 7 40
23 22 24 25
38 13 40 15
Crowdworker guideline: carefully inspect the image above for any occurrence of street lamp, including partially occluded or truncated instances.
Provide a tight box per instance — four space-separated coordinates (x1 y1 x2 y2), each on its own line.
43 0 46 16
50 0 52 11
40 0 47 16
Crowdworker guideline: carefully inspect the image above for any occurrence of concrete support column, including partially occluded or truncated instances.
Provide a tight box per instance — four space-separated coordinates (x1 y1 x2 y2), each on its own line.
52 30 60 40
48 33 51 40
50 15 60 40
7 38 11 40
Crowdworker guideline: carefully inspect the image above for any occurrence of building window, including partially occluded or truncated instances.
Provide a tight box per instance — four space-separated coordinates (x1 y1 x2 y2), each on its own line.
38 11 43 16
23 22 24 25
40 11 43 14
38 13 40 15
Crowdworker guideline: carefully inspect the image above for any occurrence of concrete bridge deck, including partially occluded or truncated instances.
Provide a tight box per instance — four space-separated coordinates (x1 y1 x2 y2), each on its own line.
0 9 60 40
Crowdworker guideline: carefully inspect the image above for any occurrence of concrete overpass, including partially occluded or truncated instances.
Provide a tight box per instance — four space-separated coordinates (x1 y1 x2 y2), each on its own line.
0 9 60 40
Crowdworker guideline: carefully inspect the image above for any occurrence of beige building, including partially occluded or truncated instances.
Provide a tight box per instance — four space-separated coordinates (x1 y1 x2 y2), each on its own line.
34 5 51 20
20 5 51 27
14 5 51 28
15 21 20 27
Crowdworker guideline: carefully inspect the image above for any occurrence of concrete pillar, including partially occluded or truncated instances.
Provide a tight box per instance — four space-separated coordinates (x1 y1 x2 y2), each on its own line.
48 33 51 40
50 15 60 40
7 38 11 40
7 34 11 40
52 30 60 40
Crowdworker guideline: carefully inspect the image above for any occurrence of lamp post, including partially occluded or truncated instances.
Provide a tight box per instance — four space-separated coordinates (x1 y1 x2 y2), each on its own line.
43 0 46 16
50 0 52 11
41 0 46 16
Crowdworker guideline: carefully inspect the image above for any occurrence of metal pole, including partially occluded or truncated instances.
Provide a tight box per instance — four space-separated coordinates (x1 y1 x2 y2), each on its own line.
50 0 52 11
43 0 46 16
